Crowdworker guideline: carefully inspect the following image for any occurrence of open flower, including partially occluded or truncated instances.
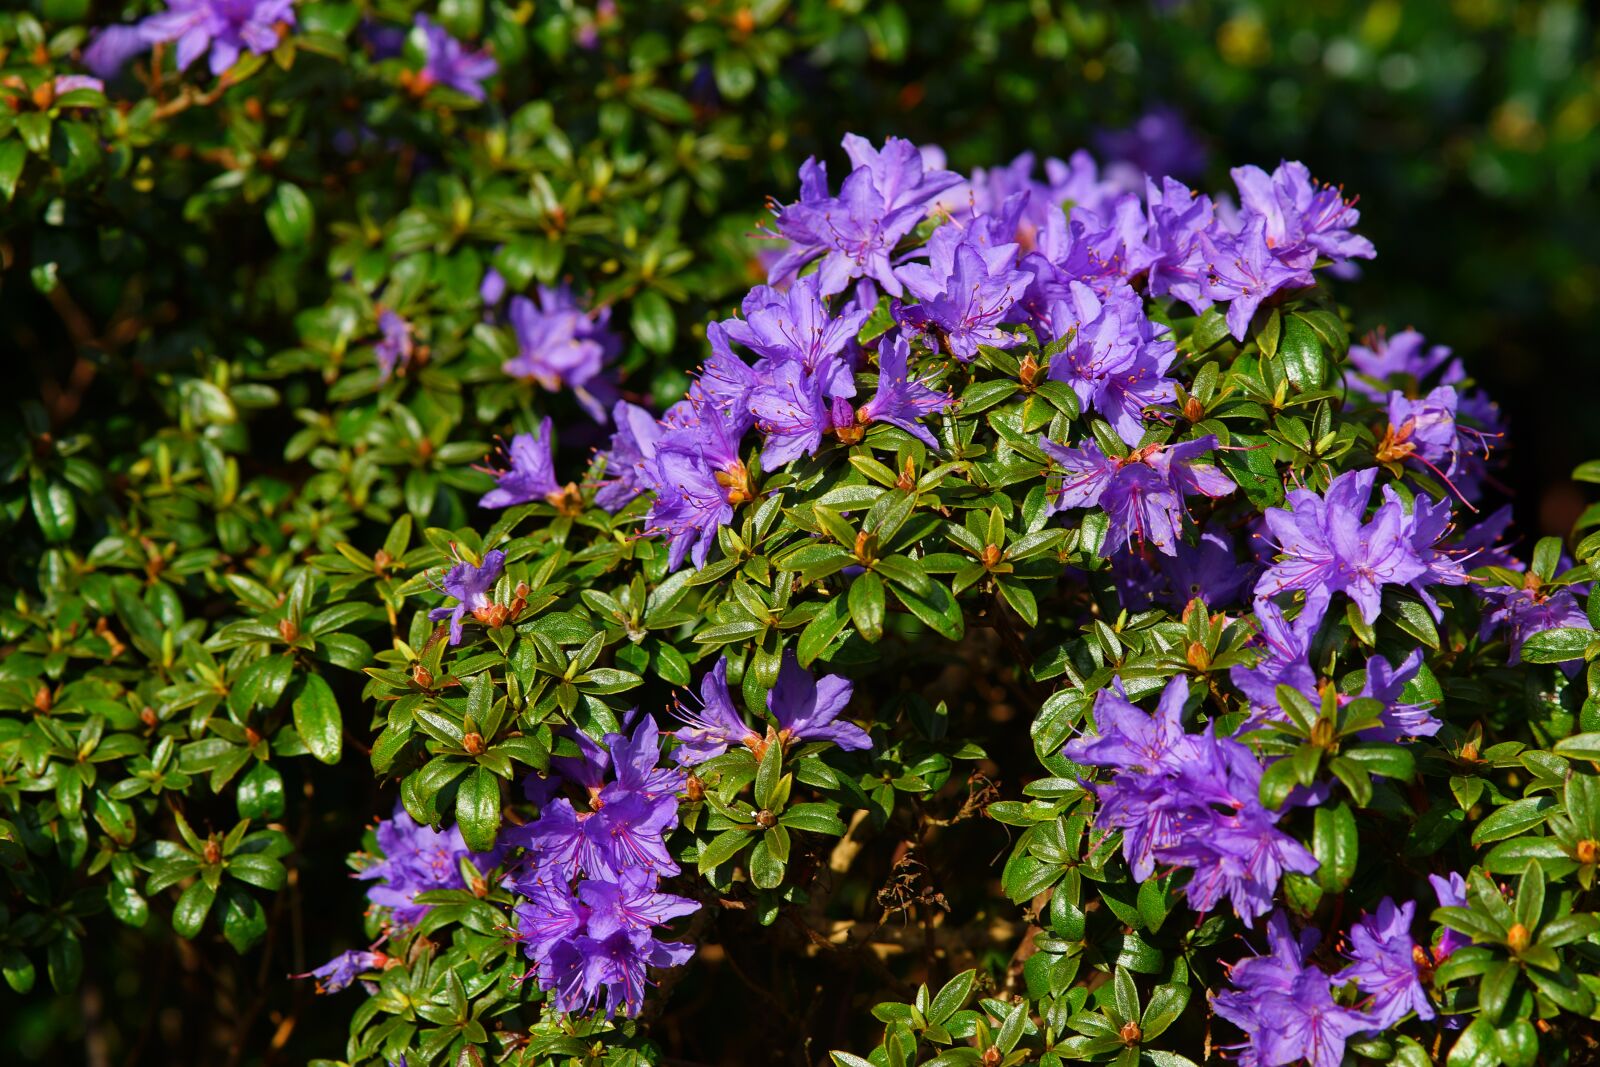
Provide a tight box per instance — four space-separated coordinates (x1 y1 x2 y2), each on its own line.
428 548 506 645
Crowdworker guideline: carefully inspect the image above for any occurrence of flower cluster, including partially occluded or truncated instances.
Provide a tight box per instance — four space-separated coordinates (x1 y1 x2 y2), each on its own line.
583 136 1385 576
506 716 698 1017
356 802 504 927
85 0 298 78
1213 898 1438 1067
1063 677 1316 924
593 272 951 568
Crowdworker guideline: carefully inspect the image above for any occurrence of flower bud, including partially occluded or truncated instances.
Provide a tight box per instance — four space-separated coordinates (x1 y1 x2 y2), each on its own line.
755 809 778 829
1577 839 1597 864
203 839 222 865
1185 641 1211 671
278 618 300 642
412 664 434 689
462 732 485 755
1120 1021 1142 1046
1506 922 1531 953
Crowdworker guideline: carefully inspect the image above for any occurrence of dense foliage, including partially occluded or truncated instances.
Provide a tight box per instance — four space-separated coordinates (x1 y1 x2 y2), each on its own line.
4 2 1600 1065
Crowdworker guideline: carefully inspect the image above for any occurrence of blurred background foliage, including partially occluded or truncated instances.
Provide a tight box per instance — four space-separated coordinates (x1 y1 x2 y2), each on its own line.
3 0 1597 1063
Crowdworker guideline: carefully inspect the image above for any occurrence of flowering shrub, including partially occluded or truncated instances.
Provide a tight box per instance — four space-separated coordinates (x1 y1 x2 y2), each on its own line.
6 2 1600 1066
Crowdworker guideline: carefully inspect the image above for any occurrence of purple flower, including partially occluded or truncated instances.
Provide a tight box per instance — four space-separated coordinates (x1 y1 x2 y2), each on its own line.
1479 580 1590 666
512 873 588 965
1041 435 1235 557
749 358 837 468
768 652 871 752
1231 161 1376 268
720 273 866 394
765 134 962 297
1111 533 1257 614
643 400 751 570
580 866 700 940
894 225 1034 360
1201 216 1315 341
1347 328 1457 401
140 0 297 77
1065 677 1316 923
1339 898 1434 1029
479 419 563 510
413 15 496 101
1255 469 1461 630
1162 532 1258 610
510 716 684 882
1143 176 1216 314
479 266 507 308
510 867 696 1019
53 75 105 95
1382 387 1463 469
1213 911 1374 1067
1429 872 1470 960
546 925 695 1018
502 286 619 422
1354 649 1442 742
1044 280 1176 444
297 949 386 994
427 548 506 645
595 401 664 513
671 657 758 765
856 331 951 447
374 310 414 379
82 25 152 79
1095 105 1208 184
357 803 500 926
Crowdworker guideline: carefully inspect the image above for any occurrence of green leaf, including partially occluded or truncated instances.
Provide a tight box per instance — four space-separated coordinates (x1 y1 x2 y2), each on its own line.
1278 314 1326 392
292 673 343 765
748 835 785 889
631 290 676 354
1471 797 1555 846
1552 732 1600 760
698 828 751 873
265 183 315 249
28 474 76 543
929 969 976 1023
46 934 82 993
236 762 285 820
172 880 216 938
1 948 35 994
1520 627 1595 664
848 571 886 642
219 887 268 953
780 802 847 836
0 140 25 202
454 765 502 853
1313 802 1358 893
